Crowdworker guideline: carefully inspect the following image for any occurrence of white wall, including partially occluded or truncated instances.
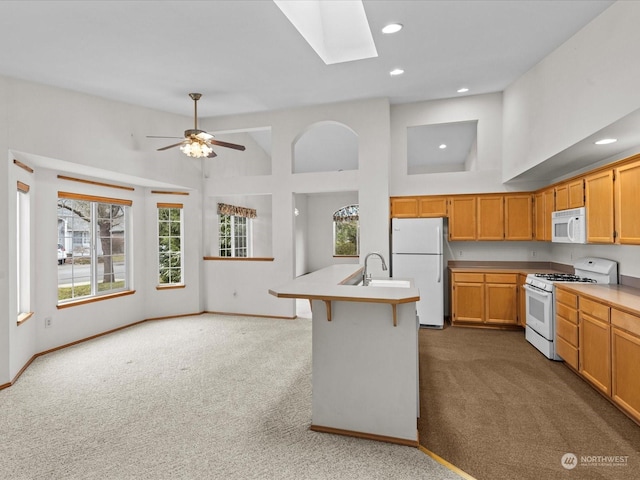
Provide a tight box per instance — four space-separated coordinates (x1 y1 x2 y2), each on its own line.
502 1 640 181
305 191 360 273
0 77 204 384
201 98 390 318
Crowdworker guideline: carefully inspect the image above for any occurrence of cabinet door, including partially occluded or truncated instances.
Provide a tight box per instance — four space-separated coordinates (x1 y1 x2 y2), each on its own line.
568 179 585 208
611 308 640 423
534 192 545 241
555 184 569 211
477 196 504 240
585 170 615 243
418 196 447 217
614 160 640 244
390 197 418 218
542 189 555 241
518 274 527 328
452 282 484 324
485 282 518 325
448 196 476 241
580 313 611 395
505 194 533 240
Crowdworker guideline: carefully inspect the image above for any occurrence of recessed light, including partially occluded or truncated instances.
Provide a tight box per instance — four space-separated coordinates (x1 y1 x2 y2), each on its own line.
595 138 617 145
457 87 469 93
382 23 403 34
439 144 447 149
390 68 404 76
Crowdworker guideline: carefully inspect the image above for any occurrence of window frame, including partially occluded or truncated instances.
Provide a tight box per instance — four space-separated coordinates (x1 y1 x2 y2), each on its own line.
218 213 252 258
17 181 33 324
333 204 360 257
57 192 132 306
157 203 184 287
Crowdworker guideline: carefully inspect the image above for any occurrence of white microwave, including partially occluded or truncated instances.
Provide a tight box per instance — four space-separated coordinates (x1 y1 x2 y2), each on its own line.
551 207 587 244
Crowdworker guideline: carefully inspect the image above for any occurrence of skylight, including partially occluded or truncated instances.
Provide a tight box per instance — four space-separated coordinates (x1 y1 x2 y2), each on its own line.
274 0 378 65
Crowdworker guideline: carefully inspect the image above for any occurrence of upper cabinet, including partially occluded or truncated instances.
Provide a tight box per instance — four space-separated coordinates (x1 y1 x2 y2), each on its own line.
534 188 554 241
505 194 533 240
477 195 504 240
390 196 447 218
585 169 615 243
390 197 418 218
555 178 585 211
448 196 477 241
614 159 640 245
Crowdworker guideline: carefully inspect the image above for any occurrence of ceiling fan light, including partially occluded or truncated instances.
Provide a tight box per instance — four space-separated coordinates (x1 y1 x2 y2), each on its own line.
181 139 213 158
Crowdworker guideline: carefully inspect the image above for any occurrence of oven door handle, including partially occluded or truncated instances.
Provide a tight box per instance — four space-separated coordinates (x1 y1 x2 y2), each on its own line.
524 284 552 297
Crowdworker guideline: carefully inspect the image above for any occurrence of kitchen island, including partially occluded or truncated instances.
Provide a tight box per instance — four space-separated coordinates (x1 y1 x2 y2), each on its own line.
269 264 421 446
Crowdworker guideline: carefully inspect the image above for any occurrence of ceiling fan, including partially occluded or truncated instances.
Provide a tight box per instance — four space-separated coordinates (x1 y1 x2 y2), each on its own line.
148 93 246 158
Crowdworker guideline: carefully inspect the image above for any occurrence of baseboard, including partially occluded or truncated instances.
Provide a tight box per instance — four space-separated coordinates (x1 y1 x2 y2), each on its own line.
205 310 296 320
310 424 419 448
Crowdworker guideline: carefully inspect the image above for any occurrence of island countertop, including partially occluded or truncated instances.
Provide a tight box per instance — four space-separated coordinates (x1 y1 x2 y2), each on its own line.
268 264 420 305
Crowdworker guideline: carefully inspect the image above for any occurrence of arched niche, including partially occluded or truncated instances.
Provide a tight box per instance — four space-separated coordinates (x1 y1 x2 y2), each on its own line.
293 121 358 174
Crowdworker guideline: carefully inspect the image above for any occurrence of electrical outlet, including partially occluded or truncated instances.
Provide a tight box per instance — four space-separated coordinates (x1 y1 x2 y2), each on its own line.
531 250 537 258
44 317 52 328
458 250 463 257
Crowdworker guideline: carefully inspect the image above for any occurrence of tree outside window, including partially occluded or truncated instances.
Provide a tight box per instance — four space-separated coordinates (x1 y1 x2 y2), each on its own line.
333 204 359 256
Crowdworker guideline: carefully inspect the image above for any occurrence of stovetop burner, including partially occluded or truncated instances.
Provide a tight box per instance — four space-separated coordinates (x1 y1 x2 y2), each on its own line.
533 273 596 283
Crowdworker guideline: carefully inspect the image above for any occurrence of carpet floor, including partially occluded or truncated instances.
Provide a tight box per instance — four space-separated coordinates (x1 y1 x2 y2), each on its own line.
0 314 462 480
417 325 640 480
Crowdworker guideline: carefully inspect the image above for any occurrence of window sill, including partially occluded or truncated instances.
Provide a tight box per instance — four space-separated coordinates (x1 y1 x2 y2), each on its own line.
17 312 34 326
156 284 186 290
57 290 135 309
333 255 359 258
203 257 274 261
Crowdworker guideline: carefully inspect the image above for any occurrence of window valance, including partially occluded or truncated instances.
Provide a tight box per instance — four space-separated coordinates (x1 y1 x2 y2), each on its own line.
217 203 257 219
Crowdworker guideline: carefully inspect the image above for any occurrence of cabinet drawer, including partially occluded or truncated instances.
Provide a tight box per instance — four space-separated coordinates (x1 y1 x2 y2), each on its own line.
556 289 578 309
485 273 517 284
580 297 610 322
453 273 484 283
556 302 578 324
612 309 640 337
556 336 579 370
556 316 578 346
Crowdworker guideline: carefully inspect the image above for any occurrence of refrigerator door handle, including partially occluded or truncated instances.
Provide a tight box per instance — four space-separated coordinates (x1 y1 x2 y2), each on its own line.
437 226 442 283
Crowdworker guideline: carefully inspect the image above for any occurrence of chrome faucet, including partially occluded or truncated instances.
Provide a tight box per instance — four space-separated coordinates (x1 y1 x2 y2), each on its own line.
363 252 388 286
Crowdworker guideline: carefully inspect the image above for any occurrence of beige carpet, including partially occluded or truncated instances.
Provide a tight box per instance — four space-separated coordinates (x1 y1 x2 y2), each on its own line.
0 314 462 480
418 326 640 480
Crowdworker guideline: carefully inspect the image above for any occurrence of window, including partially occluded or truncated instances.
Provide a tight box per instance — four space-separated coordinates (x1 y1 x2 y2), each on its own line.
217 203 255 257
57 193 131 303
158 204 183 285
17 182 31 320
333 204 359 256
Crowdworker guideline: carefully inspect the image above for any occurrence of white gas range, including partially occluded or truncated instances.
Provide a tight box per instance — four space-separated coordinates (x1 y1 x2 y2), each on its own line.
524 257 618 360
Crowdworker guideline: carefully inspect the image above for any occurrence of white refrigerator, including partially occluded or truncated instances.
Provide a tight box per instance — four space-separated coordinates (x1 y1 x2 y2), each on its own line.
391 218 444 328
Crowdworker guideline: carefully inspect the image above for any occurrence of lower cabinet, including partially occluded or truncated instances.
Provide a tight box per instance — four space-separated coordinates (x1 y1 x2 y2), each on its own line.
451 272 519 327
611 309 640 423
554 286 640 425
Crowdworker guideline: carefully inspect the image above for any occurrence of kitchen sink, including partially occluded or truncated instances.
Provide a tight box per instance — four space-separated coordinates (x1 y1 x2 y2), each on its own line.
367 279 411 288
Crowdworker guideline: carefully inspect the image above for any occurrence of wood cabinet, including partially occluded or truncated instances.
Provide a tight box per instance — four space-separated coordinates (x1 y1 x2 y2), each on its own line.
614 160 640 245
505 194 533 240
534 188 554 241
585 169 615 243
451 273 484 324
611 308 640 423
417 196 448 217
485 273 518 325
451 271 519 327
477 196 504 240
448 196 477 241
555 289 579 370
555 179 585 211
518 274 527 328
390 197 418 218
579 297 611 395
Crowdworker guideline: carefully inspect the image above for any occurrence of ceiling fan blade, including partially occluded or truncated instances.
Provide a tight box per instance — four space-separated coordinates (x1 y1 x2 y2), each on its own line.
157 141 186 151
209 139 246 151
207 150 218 158
147 135 184 139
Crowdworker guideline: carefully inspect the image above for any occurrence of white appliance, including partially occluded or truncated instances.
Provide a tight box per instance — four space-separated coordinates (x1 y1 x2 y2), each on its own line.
551 207 587 244
524 257 618 360
391 218 444 328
